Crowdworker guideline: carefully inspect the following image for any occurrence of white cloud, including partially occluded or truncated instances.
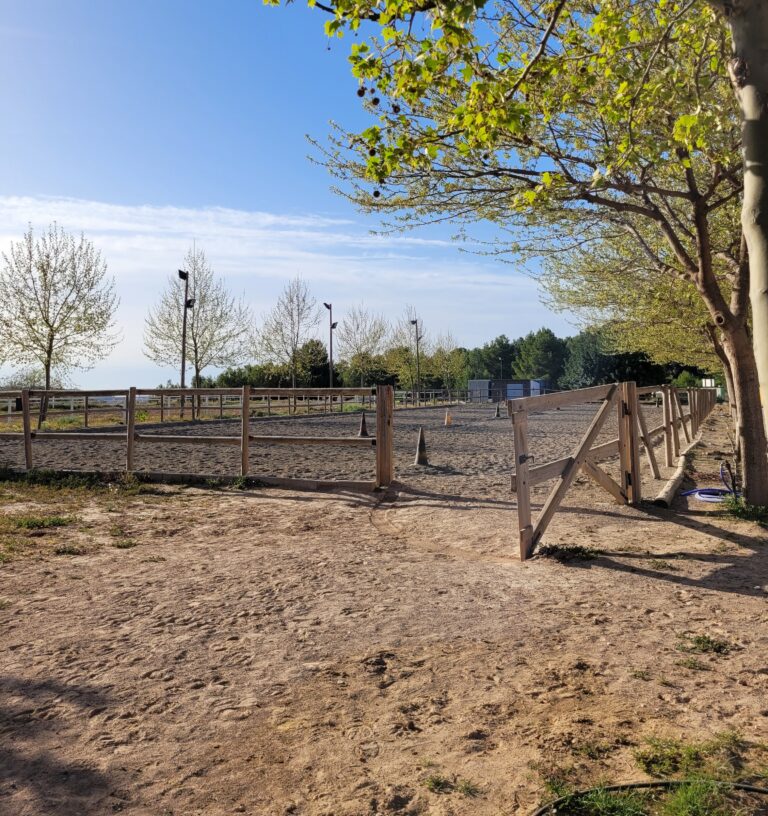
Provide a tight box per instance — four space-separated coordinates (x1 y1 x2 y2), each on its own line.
0 195 570 387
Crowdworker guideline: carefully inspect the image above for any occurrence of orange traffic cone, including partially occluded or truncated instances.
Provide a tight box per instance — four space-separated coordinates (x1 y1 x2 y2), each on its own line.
444 408 452 427
358 411 369 438
414 426 428 465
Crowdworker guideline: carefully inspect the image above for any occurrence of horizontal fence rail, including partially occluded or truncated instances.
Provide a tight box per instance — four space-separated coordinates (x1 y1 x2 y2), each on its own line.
0 385 395 491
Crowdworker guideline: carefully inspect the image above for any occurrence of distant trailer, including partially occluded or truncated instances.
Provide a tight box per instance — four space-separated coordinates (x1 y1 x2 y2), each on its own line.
467 379 546 402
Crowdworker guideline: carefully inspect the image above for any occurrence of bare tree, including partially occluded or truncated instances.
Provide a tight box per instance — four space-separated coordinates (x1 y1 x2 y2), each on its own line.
257 276 321 388
143 246 253 387
0 224 118 414
385 306 428 393
336 304 388 385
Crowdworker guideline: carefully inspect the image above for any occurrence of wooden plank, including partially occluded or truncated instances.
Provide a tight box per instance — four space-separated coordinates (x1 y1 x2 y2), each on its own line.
232 475 376 492
581 458 626 504
136 434 240 446
663 386 674 467
636 385 662 396
674 389 691 443
618 381 642 503
21 389 32 470
34 432 125 440
669 387 681 457
375 385 394 487
126 387 137 472
510 439 620 492
28 389 130 398
531 386 617 549
511 408 534 560
507 383 615 414
634 392 661 480
241 385 250 477
248 435 376 447
588 437 620 460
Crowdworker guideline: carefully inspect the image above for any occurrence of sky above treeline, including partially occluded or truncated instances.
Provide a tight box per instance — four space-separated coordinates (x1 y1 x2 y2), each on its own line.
0 0 572 387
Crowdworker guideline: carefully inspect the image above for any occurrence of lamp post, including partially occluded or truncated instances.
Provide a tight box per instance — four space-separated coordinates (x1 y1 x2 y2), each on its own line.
410 317 423 406
323 302 338 389
178 269 195 418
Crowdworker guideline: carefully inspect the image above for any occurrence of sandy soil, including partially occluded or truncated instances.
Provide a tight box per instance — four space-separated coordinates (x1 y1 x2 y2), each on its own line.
2 405 768 816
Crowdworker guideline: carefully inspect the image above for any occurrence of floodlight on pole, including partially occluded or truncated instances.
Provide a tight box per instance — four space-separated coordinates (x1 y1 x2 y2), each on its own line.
410 318 423 406
179 269 193 417
324 302 336 388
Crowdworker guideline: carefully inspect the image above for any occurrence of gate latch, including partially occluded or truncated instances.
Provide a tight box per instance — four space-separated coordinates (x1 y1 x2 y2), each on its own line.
519 453 535 466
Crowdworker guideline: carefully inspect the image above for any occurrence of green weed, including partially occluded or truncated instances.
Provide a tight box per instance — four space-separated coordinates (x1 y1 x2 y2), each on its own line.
678 634 731 655
634 732 743 779
14 515 73 529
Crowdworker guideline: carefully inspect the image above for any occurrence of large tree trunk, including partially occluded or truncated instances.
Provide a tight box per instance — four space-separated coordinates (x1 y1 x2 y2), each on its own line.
721 324 768 504
727 3 768 442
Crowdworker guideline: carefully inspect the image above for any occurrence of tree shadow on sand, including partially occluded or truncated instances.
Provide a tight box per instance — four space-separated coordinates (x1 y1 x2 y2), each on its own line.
0 676 118 815
549 503 768 598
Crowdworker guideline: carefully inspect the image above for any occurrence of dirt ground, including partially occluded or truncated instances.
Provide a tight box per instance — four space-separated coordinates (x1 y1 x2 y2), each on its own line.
2 405 768 815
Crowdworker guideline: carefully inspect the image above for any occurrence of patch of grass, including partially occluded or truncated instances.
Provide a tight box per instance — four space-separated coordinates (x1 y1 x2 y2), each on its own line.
537 544 599 562
112 539 137 549
661 780 728 816
456 778 481 797
648 559 679 571
13 514 74 529
554 787 650 816
678 634 731 655
0 467 102 490
424 773 453 794
54 544 87 556
232 476 248 490
631 670 651 681
676 657 711 672
0 598 11 609
634 732 744 779
722 495 768 525
141 555 166 563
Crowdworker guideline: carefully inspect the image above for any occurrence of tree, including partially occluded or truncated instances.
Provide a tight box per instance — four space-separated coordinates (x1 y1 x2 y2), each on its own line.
0 223 118 400
144 246 252 388
430 333 468 389
466 335 519 380
298 0 768 501
336 304 389 385
295 339 331 386
384 306 428 392
559 330 667 390
513 329 568 384
257 276 321 388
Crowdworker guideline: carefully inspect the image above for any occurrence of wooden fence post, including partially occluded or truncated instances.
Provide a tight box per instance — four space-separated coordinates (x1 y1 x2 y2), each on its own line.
126 387 136 472
634 389 660 480
375 385 394 487
21 389 33 470
618 381 642 504
84 394 89 428
662 386 674 467
160 394 165 423
511 406 534 560
241 385 250 476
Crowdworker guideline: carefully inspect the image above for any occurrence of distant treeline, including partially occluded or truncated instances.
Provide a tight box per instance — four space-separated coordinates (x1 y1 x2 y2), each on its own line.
157 328 709 392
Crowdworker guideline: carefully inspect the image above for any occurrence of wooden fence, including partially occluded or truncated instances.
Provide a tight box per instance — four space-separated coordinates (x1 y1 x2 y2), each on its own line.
509 382 716 561
0 385 395 491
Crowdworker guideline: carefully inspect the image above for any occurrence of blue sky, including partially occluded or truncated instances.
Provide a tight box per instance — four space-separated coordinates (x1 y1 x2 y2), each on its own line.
0 0 572 387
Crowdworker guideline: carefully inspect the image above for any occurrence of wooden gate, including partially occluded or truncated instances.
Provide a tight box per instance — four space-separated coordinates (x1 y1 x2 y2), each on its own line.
508 382 715 560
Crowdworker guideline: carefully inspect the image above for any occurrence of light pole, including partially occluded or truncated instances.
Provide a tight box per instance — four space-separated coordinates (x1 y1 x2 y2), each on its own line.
323 302 338 389
178 269 195 418
410 317 423 406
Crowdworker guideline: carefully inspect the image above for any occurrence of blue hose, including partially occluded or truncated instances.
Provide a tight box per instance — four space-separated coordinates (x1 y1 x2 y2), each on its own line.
680 462 738 502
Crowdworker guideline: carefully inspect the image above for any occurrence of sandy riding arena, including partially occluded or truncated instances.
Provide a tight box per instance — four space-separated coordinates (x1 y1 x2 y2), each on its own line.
2 405 768 815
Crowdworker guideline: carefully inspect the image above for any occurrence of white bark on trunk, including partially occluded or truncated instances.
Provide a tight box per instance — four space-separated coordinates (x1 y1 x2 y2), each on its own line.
728 2 768 444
